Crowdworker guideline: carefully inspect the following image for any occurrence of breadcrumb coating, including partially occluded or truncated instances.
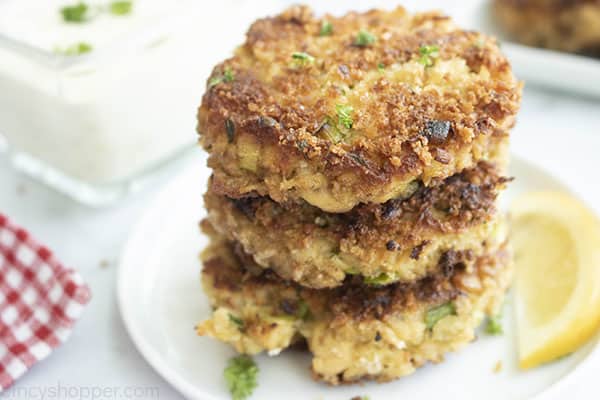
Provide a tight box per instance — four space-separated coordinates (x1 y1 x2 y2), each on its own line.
196 235 513 384
198 5 521 212
204 161 511 288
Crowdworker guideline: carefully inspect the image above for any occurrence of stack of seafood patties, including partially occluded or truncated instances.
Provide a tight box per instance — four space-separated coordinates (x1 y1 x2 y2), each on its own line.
196 5 522 384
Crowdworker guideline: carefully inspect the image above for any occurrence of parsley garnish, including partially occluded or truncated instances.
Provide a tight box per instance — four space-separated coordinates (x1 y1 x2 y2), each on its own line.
355 30 376 47
292 52 315 67
209 77 223 87
486 314 503 335
223 68 234 82
60 2 90 23
60 1 133 23
209 67 235 87
425 302 456 330
418 44 440 67
109 0 133 15
55 42 93 56
335 104 354 129
377 62 385 72
228 313 244 330
320 20 333 36
224 355 258 400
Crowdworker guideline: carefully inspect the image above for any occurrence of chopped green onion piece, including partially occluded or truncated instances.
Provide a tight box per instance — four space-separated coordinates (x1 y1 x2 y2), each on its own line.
425 302 456 329
486 314 503 335
418 44 440 67
335 104 354 129
355 30 376 47
364 272 394 286
320 20 333 36
109 0 133 15
228 313 244 330
224 355 258 400
60 2 89 23
319 120 346 143
55 42 93 56
292 52 315 67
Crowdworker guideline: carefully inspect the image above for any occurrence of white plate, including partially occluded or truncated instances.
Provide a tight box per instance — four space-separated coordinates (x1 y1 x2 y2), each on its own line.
118 155 599 400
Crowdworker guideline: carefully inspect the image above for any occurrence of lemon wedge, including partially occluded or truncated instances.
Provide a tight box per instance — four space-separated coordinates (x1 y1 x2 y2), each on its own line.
511 191 600 369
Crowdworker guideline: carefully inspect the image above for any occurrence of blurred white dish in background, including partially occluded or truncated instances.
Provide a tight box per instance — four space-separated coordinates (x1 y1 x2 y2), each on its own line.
0 0 280 205
459 0 600 99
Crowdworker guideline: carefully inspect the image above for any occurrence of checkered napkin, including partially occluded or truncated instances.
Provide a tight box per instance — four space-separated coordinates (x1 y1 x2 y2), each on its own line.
0 214 91 390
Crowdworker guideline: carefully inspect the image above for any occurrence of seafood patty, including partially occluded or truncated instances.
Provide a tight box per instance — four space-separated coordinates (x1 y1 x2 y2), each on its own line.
196 235 513 384
198 5 521 212
494 0 600 55
204 161 511 288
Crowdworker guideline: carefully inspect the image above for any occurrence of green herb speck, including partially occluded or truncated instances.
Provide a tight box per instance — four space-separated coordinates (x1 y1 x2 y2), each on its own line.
335 104 354 129
486 314 503 335
228 313 244 330
355 30 376 47
486 316 503 335
297 300 311 321
223 67 235 82
109 0 133 15
292 52 315 67
418 44 440 67
364 272 394 286
55 42 93 56
425 302 456 330
209 67 235 87
209 76 223 87
60 2 89 23
224 355 258 400
317 119 346 143
320 20 333 36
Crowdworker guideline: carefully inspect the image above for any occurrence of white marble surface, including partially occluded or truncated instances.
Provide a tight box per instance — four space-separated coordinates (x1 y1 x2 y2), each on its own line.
0 86 599 400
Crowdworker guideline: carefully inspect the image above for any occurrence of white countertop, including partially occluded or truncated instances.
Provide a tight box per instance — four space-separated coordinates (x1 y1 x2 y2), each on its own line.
1 85 599 400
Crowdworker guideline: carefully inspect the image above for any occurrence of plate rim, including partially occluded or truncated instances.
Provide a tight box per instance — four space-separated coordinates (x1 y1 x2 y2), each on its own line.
117 155 600 400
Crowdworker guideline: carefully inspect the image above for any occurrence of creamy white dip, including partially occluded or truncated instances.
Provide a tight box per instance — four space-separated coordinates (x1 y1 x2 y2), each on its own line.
0 0 278 192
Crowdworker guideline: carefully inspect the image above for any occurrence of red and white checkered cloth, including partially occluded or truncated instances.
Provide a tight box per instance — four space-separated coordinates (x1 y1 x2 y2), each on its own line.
0 214 91 390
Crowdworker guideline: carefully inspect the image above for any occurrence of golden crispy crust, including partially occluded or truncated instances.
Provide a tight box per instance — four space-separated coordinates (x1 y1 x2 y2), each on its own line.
197 236 513 383
200 235 510 327
204 161 510 288
198 5 521 212
494 0 600 54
